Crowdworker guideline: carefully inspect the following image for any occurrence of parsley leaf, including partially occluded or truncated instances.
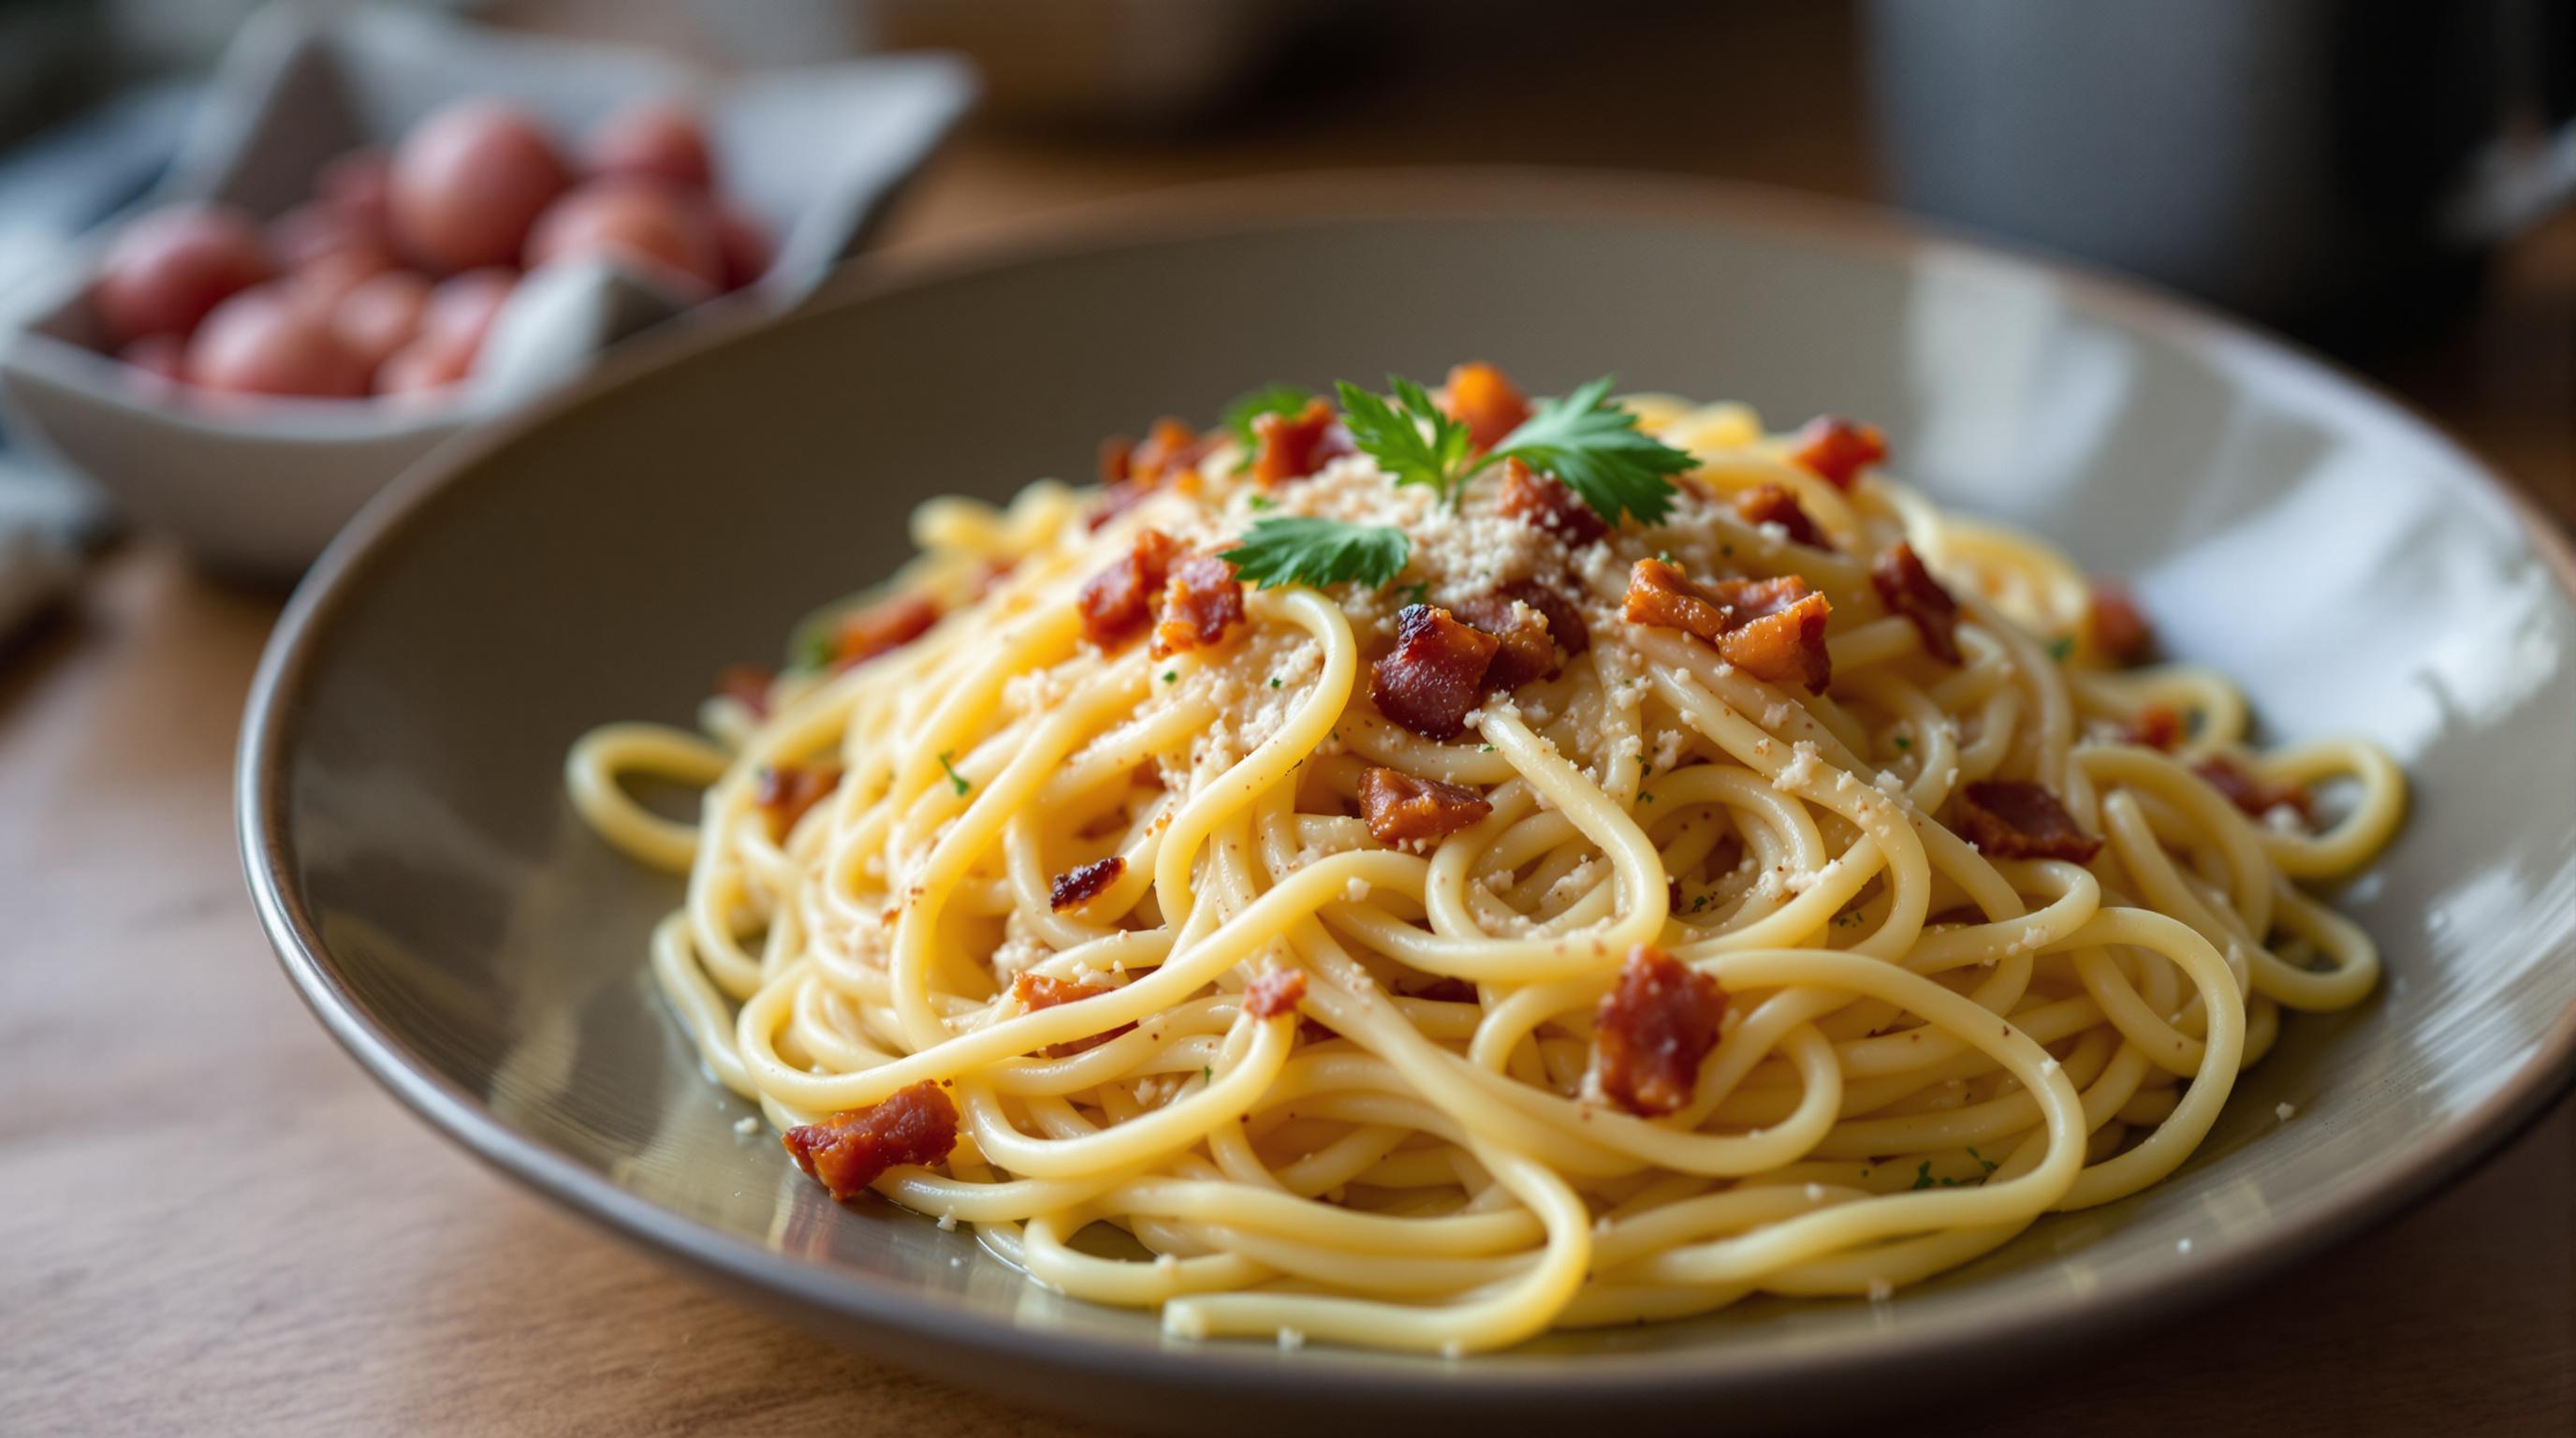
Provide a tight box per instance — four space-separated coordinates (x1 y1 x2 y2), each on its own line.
1488 375 1693 526
2047 636 2075 662
1221 515 1411 590
789 624 838 673
1222 383 1314 473
936 750 970 797
1336 377 1476 505
1910 1161 1936 1191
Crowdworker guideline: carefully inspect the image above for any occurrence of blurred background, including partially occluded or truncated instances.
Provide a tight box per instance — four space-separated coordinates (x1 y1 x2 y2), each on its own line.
0 0 2567 603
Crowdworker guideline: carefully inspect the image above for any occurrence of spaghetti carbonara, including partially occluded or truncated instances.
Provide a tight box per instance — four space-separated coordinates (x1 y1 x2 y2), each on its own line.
568 363 2403 1355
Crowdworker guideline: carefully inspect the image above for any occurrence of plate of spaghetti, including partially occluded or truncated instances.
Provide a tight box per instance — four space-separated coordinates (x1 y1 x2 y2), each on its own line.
241 175 2576 1432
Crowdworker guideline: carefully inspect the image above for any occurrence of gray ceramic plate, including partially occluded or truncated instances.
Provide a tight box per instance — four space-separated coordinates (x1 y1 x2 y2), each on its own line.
239 174 2576 1434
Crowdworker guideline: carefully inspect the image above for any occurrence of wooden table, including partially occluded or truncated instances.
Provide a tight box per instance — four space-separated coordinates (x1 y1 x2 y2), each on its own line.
5 127 2572 1436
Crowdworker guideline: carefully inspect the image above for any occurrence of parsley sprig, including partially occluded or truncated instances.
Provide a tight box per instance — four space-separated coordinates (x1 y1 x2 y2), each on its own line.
1221 515 1410 591
1334 372 1693 525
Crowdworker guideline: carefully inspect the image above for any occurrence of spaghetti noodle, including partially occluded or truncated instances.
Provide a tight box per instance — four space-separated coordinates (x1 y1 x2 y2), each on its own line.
568 364 2403 1354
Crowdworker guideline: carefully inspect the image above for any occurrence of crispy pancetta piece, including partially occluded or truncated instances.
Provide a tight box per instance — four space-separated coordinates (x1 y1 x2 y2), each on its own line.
1048 856 1125 912
2088 581 2155 667
1013 972 1136 1057
1449 592 1559 690
1869 542 1962 665
1624 561 1832 693
2194 756 2314 826
1152 554 1249 656
781 1081 959 1202
754 764 841 838
1788 416 1886 491
833 593 941 669
1592 945 1727 1117
1359 766 1493 846
1731 482 1828 550
1077 528 1180 650
1498 459 1609 546
2125 704 2185 751
1369 604 1500 740
1440 360 1531 452
1954 779 2101 862
1250 398 1350 486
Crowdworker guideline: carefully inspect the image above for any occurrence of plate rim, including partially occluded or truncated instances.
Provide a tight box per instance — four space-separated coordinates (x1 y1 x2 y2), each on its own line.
235 168 2576 1411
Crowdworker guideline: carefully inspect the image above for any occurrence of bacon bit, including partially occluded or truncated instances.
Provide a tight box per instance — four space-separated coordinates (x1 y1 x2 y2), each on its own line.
1788 416 1887 491
1440 361 1531 452
2125 704 2185 751
1449 592 1559 690
1244 969 1309 1020
1359 766 1493 846
1592 945 1726 1117
1369 604 1500 740
715 663 773 718
1098 435 1133 485
1498 459 1609 546
1077 528 1180 650
1869 543 1961 665
1152 553 1248 656
1622 558 1733 641
2088 581 2156 667
781 1081 958 1202
1955 780 2101 862
1013 972 1136 1057
1707 576 1833 693
1130 418 1205 485
1251 398 1350 486
1048 855 1125 912
1506 579 1591 659
1623 561 1831 693
834 593 941 669
2193 756 2314 825
1731 483 1828 549
754 764 841 838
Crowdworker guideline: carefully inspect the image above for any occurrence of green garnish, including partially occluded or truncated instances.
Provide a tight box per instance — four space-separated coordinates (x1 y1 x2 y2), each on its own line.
1221 515 1411 590
936 750 970 797
1892 735 1911 751
1246 493 1275 511
1269 676 1282 688
1640 792 1656 803
1910 1161 1936 1191
1969 1146 1998 1174
1335 377 1478 504
1488 376 1694 526
2047 636 2075 662
790 624 838 673
1333 372 1692 526
1221 383 1315 474
1202 1064 1215 1084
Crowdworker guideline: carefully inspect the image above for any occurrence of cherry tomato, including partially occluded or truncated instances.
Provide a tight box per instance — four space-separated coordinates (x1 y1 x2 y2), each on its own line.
93 204 274 343
525 180 722 294
418 268 519 358
183 284 369 398
388 100 571 272
585 98 715 191
374 333 475 397
333 270 432 372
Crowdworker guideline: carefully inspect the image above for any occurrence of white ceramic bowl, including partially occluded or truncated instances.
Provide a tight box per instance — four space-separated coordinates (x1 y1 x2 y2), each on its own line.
0 4 972 577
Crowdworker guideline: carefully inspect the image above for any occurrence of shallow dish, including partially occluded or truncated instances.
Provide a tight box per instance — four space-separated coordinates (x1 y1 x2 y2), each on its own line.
239 174 2576 1433
0 3 970 577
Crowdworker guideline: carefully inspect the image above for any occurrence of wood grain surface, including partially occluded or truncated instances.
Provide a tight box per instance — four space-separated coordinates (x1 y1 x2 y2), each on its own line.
3 59 2572 1436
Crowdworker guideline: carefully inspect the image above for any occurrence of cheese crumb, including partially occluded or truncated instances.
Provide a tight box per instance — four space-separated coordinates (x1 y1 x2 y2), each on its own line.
1773 741 1822 792
1154 1253 1179 1274
1804 1182 1826 1202
2039 1057 2062 1076
2176 1238 2194 1254
937 1209 958 1231
1277 1328 1307 1352
2276 1101 2297 1122
732 1115 760 1136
